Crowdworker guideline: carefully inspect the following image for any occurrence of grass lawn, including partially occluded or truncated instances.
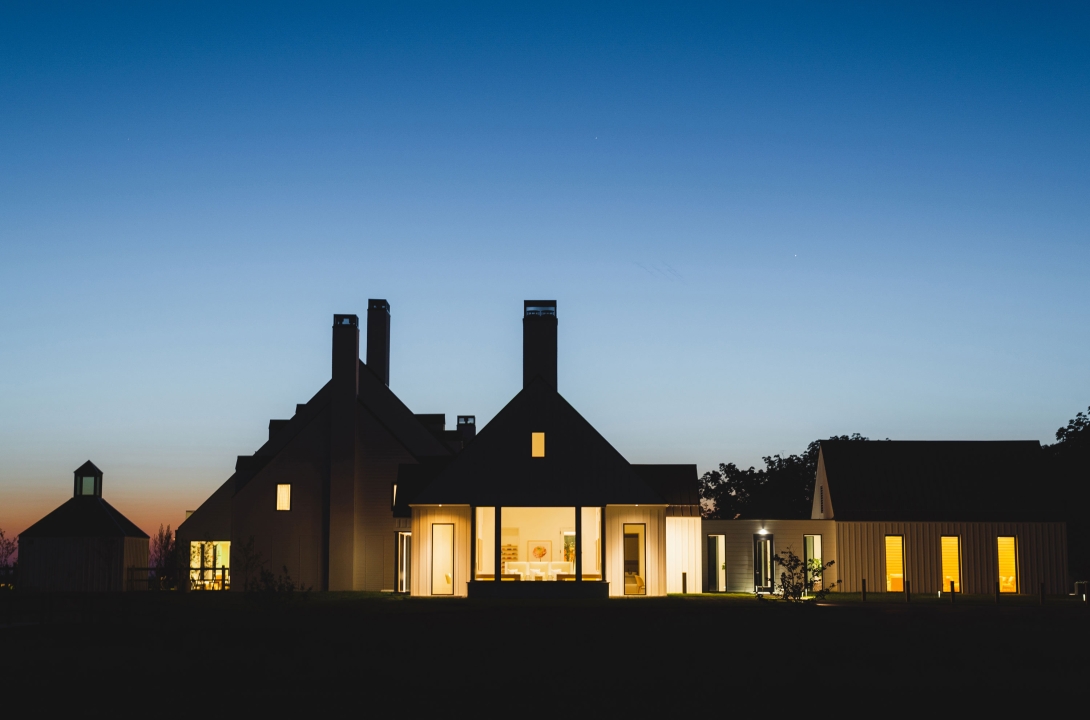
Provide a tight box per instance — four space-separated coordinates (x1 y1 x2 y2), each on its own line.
2 590 1087 711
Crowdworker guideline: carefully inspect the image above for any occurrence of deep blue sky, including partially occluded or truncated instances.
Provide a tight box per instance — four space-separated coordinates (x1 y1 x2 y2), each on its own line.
2 2 1088 533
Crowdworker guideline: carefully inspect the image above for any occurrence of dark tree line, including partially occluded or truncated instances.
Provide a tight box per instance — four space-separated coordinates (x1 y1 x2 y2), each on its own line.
1045 406 1090 579
699 434 867 519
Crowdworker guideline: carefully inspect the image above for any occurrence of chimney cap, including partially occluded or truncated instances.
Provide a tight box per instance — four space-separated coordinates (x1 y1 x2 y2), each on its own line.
333 314 358 327
524 300 556 318
368 299 390 312
457 415 475 425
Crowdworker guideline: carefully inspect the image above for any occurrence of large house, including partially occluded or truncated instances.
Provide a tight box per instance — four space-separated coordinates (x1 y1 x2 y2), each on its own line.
177 300 702 596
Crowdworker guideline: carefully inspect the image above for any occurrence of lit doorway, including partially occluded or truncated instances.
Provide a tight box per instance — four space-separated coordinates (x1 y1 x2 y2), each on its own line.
753 534 774 593
707 535 726 592
396 531 412 593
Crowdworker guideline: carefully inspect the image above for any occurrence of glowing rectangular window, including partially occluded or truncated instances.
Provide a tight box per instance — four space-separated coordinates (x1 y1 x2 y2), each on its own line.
885 535 904 592
531 432 545 457
623 523 646 595
276 484 291 511
997 536 1017 593
941 536 960 593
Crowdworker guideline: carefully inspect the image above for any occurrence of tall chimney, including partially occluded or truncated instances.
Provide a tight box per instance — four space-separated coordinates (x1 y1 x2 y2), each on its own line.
523 300 557 389
328 313 359 591
367 299 391 386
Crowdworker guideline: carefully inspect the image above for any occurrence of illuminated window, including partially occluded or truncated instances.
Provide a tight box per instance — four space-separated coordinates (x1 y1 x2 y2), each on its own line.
431 523 454 595
885 535 904 592
707 535 726 592
276 484 291 511
475 507 495 581
189 541 230 590
941 536 961 593
997 536 1018 593
623 523 646 595
397 531 412 593
805 535 824 592
581 507 601 581
531 432 545 458
494 507 577 581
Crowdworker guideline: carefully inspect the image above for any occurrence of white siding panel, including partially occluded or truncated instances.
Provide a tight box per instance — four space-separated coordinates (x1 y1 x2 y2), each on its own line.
702 520 838 593
410 506 471 597
665 516 702 593
605 506 667 597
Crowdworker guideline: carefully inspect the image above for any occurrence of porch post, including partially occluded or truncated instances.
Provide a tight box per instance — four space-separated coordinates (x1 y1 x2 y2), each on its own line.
575 506 582 582
470 505 476 582
494 506 502 582
600 506 607 584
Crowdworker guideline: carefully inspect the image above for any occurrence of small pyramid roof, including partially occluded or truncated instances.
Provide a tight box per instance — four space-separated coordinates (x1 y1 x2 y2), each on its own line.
73 460 102 477
412 378 664 507
20 496 149 539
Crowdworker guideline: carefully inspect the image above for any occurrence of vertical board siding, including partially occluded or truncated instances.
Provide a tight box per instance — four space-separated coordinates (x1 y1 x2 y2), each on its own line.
834 522 1067 594
665 517 702 593
605 506 667 597
702 520 838 593
410 506 472 597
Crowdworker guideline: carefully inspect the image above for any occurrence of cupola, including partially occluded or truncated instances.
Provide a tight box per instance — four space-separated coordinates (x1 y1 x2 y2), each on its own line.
73 460 103 498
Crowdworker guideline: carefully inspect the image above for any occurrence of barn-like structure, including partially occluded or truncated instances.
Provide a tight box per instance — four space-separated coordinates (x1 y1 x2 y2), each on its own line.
18 461 149 592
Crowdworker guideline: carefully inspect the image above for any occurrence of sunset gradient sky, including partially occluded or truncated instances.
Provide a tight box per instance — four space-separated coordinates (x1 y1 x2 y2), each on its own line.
2 2 1088 537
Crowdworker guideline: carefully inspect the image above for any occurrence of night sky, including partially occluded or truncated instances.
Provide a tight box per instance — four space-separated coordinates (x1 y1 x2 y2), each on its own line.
2 2 1088 535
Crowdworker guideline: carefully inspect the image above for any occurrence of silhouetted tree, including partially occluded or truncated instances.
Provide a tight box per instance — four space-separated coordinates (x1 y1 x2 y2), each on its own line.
149 524 176 590
1045 406 1090 580
700 434 867 519
0 529 15 568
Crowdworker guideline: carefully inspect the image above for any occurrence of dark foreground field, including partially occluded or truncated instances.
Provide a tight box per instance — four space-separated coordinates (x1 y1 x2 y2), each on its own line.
2 591 1087 712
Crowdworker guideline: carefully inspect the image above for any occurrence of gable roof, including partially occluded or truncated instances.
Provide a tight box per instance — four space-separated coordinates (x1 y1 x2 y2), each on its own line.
357 360 450 459
20 496 149 539
412 378 664 507
819 440 1053 521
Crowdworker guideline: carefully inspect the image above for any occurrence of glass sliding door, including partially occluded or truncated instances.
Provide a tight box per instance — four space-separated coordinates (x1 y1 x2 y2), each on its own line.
396 531 412 593
997 536 1018 593
431 523 454 595
475 507 495 580
707 535 726 592
804 535 823 592
940 536 961 593
497 507 576 581
580 507 601 580
623 524 646 595
753 535 774 592
884 536 904 592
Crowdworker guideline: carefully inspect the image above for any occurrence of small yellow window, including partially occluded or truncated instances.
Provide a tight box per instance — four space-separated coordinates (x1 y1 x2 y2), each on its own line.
997 536 1017 593
276 484 291 511
941 536 960 593
885 535 904 592
531 432 545 458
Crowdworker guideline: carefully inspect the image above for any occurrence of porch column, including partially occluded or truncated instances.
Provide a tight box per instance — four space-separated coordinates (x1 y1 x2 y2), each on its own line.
494 506 502 582
575 506 582 582
600 506 607 584
470 506 476 581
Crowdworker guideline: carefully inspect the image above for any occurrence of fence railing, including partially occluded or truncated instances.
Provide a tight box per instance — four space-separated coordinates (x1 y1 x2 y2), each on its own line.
188 567 230 591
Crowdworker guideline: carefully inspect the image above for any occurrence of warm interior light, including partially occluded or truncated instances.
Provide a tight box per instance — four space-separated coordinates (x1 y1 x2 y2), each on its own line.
941 536 961 593
531 432 545 457
276 484 291 511
885 536 904 592
997 536 1017 593
758 528 768 535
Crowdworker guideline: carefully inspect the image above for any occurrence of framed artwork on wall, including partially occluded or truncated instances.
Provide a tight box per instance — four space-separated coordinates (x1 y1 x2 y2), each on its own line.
528 540 552 562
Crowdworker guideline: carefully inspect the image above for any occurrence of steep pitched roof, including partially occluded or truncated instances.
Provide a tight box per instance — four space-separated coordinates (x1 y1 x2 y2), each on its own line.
358 360 450 459
819 440 1053 521
20 497 149 539
412 378 664 506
